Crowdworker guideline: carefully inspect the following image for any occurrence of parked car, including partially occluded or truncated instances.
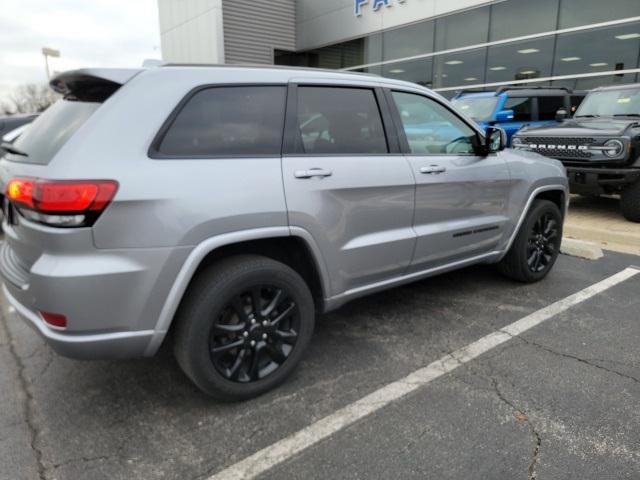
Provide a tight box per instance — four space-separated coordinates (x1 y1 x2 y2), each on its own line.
0 121 36 230
0 66 568 400
0 113 38 140
452 87 585 145
2 123 32 144
513 83 640 222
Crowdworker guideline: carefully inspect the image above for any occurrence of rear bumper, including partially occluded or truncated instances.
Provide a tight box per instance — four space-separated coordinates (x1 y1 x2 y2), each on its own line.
2 283 154 359
566 166 640 194
0 220 192 359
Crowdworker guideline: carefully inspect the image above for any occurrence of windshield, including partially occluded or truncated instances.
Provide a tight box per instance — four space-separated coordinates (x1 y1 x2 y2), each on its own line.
575 88 640 118
5 100 100 165
452 97 498 121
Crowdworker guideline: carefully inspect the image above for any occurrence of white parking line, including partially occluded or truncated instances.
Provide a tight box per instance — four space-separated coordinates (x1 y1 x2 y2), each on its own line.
210 267 640 480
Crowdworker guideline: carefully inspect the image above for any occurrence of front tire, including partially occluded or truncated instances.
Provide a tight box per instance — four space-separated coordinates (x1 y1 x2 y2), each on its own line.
173 255 315 401
498 199 563 283
620 180 640 222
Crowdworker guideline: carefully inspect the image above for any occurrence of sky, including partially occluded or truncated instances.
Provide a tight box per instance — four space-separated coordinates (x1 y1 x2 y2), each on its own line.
0 0 161 102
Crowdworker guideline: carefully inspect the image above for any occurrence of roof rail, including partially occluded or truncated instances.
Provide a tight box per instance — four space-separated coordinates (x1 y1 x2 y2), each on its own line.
452 88 490 98
495 85 572 94
161 63 381 78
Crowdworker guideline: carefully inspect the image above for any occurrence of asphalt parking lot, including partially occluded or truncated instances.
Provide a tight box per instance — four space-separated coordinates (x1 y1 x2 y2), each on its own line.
1 251 639 480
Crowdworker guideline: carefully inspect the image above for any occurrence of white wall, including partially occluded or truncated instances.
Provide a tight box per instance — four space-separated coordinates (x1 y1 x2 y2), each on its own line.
296 0 493 50
158 0 225 63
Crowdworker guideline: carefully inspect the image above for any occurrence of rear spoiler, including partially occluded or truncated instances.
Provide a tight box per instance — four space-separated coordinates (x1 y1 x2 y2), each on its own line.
49 68 143 101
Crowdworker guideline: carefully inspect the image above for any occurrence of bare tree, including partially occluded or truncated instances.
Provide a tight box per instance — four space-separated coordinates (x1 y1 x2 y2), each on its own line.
0 84 59 115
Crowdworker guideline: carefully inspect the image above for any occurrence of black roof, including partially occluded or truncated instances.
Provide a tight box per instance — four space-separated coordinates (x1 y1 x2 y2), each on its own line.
454 85 580 98
590 82 640 92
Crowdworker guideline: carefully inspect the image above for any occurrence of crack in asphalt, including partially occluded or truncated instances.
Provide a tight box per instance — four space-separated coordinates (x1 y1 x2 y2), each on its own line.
0 313 46 480
489 377 541 480
36 349 55 380
506 333 640 385
49 439 129 474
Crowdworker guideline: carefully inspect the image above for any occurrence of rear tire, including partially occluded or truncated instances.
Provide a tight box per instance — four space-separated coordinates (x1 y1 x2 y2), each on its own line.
173 255 315 401
620 180 640 223
498 199 563 283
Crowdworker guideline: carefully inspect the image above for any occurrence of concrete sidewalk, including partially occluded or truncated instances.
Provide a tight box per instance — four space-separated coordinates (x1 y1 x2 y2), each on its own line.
565 195 640 256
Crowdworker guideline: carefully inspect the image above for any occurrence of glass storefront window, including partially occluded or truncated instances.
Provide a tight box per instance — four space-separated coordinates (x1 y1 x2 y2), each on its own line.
433 48 487 89
382 58 433 87
280 1 640 94
486 37 555 84
435 6 490 51
558 0 640 29
490 0 559 41
383 21 434 62
553 23 640 78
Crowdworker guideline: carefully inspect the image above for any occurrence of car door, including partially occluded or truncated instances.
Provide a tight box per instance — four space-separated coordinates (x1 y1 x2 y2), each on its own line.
495 96 534 141
282 82 416 295
387 89 512 273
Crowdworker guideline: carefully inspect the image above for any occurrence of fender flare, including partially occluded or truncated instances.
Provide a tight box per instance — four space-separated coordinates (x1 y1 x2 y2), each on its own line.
499 183 568 260
143 226 331 356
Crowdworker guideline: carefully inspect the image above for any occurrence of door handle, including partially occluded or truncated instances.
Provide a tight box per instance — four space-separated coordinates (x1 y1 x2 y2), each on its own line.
420 165 447 175
294 168 333 179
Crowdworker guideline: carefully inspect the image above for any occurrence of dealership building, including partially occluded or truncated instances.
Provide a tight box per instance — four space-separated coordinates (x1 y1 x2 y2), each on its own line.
158 0 640 95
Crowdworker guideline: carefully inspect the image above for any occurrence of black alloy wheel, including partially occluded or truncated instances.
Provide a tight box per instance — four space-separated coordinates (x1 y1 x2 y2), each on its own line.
210 285 300 383
173 255 315 401
497 199 563 283
526 212 559 273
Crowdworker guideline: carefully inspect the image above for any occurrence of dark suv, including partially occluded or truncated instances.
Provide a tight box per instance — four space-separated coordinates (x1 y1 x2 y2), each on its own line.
513 84 640 222
452 87 584 145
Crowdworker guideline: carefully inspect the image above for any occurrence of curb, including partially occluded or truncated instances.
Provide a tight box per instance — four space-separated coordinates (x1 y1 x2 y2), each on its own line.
561 238 604 260
564 223 640 246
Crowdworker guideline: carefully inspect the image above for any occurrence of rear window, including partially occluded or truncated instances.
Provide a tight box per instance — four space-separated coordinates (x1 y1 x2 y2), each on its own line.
7 100 100 165
156 86 287 157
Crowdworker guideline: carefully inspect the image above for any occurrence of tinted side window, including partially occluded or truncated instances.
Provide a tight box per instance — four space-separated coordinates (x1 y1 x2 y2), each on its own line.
503 97 532 122
391 91 477 155
537 96 566 121
158 86 286 156
295 87 388 154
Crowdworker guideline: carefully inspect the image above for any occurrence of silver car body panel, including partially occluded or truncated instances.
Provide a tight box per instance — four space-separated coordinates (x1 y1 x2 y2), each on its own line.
0 66 568 359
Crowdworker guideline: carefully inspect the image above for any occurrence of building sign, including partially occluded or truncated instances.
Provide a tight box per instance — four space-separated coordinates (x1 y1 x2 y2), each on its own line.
355 0 407 17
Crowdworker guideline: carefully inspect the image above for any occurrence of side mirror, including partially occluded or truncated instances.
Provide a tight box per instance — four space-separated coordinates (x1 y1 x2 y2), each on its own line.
478 127 506 155
555 109 568 122
495 109 515 123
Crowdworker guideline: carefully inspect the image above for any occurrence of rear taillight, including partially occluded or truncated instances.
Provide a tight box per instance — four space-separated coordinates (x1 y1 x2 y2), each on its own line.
6 178 118 228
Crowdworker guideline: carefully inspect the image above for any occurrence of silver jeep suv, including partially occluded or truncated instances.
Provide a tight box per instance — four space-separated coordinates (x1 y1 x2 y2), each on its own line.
0 66 568 400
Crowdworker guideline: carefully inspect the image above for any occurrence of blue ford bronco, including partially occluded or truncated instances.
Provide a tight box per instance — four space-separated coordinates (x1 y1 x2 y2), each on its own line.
452 86 584 145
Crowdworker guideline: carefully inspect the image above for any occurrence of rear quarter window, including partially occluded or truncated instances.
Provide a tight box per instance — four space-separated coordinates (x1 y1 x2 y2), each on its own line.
155 86 287 157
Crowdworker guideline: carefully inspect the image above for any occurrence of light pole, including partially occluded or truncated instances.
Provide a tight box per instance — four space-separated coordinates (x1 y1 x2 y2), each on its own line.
42 47 60 79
